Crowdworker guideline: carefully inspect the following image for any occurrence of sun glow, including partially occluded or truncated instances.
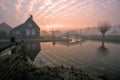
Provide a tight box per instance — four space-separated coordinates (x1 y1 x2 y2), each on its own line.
44 24 63 31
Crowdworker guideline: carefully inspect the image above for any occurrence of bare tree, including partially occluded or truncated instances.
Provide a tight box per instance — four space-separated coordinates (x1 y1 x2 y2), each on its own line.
98 22 111 41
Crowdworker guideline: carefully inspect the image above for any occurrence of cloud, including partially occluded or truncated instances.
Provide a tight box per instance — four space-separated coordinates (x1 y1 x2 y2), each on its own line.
0 1 7 11
15 0 25 12
0 0 120 30
28 0 40 12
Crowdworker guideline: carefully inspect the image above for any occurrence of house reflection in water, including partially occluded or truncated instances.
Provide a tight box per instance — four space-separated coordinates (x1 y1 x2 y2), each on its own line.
25 42 41 63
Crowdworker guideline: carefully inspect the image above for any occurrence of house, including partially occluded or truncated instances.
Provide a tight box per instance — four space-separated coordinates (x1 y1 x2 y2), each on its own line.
0 22 12 39
9 15 40 39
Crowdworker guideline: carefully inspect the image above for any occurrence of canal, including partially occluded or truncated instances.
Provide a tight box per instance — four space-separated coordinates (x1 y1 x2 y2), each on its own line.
34 40 120 80
1 40 120 80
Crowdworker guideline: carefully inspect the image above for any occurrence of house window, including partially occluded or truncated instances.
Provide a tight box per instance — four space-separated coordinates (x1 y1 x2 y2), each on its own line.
26 29 30 36
15 30 20 35
28 22 32 27
15 30 20 38
31 29 35 36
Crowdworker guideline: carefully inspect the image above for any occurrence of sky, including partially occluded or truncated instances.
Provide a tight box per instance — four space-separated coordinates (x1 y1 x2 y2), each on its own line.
0 0 120 31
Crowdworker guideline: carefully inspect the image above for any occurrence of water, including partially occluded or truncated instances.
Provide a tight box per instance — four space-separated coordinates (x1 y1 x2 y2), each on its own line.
32 40 120 80
1 40 120 80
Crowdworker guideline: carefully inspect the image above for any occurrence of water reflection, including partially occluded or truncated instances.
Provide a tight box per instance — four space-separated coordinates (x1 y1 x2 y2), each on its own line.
66 40 70 47
52 40 56 45
34 41 120 80
57 39 86 47
24 42 41 63
97 41 109 57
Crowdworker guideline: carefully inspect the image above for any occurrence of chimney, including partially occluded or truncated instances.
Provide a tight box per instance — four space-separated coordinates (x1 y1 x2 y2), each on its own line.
30 15 33 19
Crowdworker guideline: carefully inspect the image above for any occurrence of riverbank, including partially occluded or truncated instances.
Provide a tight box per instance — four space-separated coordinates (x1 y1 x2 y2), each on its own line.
11 61 107 80
0 54 109 80
81 35 120 44
0 38 71 42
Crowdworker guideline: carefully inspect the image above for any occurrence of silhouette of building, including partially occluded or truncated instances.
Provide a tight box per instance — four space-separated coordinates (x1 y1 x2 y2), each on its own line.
9 15 40 39
0 22 12 39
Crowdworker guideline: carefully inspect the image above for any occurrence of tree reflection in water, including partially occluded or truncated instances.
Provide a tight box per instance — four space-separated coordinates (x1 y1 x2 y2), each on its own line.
97 40 109 57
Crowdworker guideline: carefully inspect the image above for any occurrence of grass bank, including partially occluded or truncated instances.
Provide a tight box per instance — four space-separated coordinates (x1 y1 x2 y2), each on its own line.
81 35 120 44
13 61 108 80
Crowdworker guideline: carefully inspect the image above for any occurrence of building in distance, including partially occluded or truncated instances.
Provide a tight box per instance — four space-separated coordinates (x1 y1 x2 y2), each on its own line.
9 15 40 39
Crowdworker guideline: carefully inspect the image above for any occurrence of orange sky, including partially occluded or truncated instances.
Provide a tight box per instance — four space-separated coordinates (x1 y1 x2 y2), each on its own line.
0 0 120 31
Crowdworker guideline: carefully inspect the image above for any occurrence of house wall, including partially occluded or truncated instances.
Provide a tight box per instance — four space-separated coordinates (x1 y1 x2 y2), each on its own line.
9 18 40 39
0 31 7 39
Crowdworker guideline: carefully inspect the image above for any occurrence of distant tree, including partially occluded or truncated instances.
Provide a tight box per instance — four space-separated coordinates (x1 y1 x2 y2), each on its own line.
98 22 111 41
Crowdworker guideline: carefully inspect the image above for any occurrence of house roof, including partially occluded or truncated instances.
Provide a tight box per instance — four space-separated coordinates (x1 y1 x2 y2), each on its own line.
0 22 12 31
11 15 40 31
25 15 40 28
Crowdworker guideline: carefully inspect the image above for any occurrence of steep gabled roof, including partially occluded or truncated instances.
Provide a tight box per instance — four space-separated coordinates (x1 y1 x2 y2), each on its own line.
11 15 40 30
25 15 40 29
0 22 12 31
11 23 24 31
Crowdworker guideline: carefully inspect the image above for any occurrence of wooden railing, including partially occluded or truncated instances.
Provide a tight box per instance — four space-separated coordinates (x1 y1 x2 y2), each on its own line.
0 42 26 80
